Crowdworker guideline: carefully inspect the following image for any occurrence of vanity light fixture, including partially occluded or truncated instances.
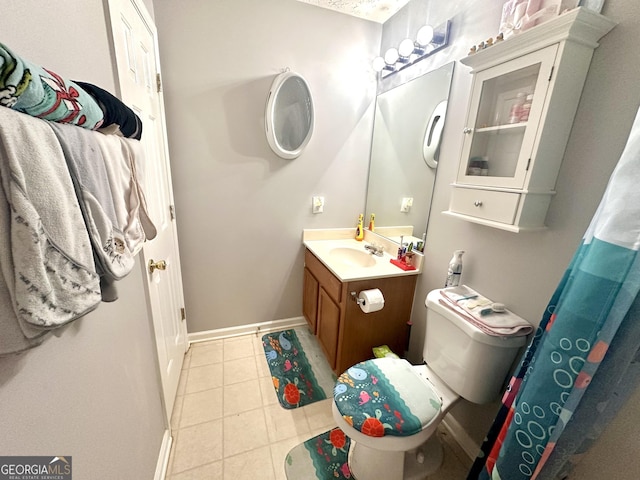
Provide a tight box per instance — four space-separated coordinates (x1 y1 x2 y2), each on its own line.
372 19 451 77
383 47 400 65
397 38 415 64
372 59 388 73
372 56 393 72
398 38 415 58
416 25 435 46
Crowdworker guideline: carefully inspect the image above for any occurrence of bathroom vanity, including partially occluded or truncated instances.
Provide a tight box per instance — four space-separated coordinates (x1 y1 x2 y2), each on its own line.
302 237 418 374
445 8 615 232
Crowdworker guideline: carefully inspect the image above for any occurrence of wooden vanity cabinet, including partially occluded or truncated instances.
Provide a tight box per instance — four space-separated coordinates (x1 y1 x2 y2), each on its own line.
302 267 319 333
303 249 417 374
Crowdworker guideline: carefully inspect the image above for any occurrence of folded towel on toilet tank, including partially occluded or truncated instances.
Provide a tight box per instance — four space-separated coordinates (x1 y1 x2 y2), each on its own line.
439 285 533 337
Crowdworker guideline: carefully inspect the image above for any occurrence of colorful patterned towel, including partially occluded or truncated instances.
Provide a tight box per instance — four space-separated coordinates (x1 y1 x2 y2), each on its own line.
0 42 103 129
262 328 335 409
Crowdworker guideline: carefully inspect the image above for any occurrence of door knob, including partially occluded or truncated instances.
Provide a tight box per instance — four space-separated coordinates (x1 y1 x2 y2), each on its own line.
463 127 473 134
474 201 483 207
148 259 167 273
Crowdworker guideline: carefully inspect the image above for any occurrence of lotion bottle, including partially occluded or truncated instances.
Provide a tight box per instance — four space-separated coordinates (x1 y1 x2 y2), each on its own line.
368 213 375 232
355 214 364 241
445 250 465 287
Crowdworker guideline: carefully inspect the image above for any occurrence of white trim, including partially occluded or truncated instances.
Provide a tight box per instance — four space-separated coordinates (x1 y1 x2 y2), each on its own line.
187 317 307 345
441 414 480 461
154 429 172 480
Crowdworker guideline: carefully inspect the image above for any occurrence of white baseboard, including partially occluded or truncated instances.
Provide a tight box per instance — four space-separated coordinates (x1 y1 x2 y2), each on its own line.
187 316 307 345
441 414 480 461
154 429 172 480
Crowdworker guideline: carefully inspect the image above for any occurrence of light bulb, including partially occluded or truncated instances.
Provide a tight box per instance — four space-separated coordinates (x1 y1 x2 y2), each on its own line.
398 38 415 58
416 25 434 46
384 47 399 65
372 56 386 72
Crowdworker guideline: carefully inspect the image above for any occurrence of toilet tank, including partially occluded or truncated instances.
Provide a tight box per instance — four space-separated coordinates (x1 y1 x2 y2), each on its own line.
423 289 528 404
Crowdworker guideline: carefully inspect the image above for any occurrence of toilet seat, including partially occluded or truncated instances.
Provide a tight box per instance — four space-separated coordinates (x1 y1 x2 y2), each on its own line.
334 357 443 439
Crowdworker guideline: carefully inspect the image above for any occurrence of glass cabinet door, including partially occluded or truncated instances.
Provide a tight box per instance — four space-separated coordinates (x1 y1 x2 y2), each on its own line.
457 45 557 189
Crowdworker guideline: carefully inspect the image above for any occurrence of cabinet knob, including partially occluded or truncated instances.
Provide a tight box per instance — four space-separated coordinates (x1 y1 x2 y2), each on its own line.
474 200 483 207
463 127 473 134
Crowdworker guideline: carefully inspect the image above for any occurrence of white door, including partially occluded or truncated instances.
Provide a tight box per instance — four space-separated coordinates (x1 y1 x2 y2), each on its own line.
107 0 187 421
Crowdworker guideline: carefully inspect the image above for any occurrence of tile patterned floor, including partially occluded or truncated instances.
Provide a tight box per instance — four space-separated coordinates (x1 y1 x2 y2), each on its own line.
165 333 473 479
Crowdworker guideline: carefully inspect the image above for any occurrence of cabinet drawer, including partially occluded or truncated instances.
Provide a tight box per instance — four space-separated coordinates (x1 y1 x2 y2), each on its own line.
449 188 520 224
304 250 342 303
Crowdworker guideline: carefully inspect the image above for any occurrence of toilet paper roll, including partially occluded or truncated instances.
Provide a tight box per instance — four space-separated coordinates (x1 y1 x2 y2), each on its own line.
359 289 384 313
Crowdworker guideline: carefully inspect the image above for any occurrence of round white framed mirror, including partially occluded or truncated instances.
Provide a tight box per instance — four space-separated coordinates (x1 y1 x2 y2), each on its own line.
265 71 314 159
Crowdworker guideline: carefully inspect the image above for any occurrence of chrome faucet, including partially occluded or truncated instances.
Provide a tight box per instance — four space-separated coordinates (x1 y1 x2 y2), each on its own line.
364 242 384 256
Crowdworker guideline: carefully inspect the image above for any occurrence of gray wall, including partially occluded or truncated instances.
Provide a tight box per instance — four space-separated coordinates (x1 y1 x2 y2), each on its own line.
153 0 381 333
0 2 166 479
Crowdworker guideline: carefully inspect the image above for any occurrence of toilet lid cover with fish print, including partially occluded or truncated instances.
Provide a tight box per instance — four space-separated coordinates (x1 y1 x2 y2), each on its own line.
333 357 442 437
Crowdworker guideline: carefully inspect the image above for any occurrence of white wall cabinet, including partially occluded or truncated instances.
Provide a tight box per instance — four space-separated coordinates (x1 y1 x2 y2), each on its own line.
445 8 615 232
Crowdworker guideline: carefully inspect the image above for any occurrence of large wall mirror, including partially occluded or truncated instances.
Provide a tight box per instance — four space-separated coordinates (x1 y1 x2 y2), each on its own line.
365 62 455 246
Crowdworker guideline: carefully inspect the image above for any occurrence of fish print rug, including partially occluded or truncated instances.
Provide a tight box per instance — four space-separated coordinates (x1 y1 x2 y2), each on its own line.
262 327 335 409
284 428 352 479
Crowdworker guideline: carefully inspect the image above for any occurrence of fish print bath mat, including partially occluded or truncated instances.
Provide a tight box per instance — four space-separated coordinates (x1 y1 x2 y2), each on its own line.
284 428 352 479
262 328 335 409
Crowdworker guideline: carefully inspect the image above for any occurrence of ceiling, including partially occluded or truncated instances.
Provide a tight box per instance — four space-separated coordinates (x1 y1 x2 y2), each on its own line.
295 0 410 23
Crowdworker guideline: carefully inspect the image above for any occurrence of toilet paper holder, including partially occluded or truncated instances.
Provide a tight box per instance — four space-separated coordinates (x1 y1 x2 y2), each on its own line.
351 289 385 313
350 291 365 305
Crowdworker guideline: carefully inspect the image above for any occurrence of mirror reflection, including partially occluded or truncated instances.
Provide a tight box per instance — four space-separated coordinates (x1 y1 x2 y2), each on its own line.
365 62 455 247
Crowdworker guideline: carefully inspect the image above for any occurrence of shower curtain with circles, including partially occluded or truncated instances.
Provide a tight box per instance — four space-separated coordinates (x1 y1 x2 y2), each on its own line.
467 105 640 480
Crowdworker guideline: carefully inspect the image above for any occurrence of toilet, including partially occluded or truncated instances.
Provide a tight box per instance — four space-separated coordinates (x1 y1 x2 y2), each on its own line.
332 289 528 480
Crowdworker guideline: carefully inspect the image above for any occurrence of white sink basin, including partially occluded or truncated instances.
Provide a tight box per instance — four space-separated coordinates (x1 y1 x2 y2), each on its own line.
303 238 420 281
329 247 376 268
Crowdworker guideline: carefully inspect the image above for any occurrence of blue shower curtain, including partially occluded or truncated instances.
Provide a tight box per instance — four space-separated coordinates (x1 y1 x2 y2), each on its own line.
468 105 640 480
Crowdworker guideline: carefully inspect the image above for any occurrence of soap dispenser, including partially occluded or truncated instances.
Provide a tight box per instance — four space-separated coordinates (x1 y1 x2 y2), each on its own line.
368 213 375 232
355 214 364 241
445 250 464 287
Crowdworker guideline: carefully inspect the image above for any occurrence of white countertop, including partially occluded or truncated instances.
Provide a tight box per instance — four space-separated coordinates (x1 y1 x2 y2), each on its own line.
303 238 420 282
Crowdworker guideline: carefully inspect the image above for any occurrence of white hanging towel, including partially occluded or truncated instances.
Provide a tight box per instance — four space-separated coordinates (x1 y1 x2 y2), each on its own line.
0 108 101 354
49 122 135 282
93 132 156 255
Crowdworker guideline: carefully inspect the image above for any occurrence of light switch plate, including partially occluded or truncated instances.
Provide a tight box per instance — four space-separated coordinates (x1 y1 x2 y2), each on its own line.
400 197 413 212
312 196 325 214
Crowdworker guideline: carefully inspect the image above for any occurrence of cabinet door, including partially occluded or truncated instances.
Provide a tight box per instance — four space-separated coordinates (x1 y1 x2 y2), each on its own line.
302 267 319 333
457 45 557 189
317 287 340 370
